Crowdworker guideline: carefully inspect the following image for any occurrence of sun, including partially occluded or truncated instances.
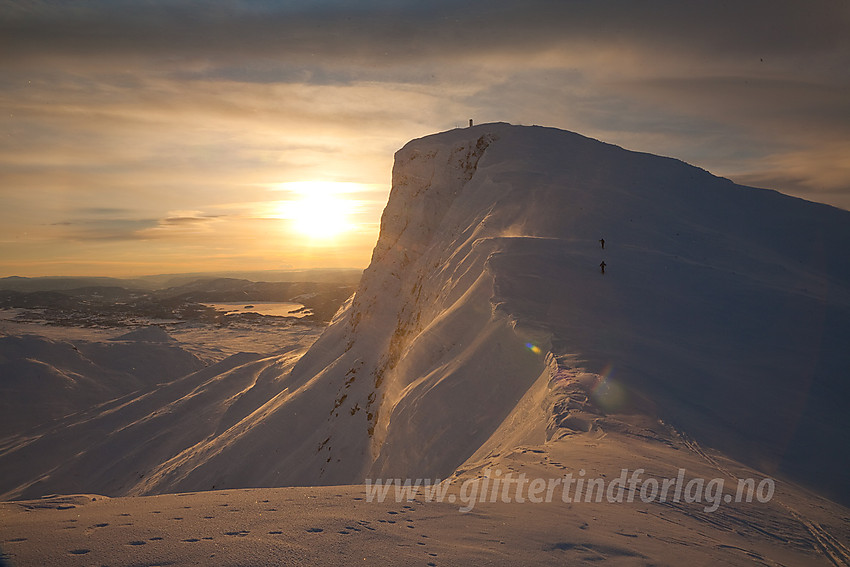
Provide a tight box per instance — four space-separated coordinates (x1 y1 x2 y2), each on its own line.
277 181 358 240
290 194 351 239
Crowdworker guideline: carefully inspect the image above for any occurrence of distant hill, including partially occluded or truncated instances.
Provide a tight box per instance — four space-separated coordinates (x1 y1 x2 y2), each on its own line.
0 269 364 292
0 272 361 324
0 276 148 292
139 268 364 287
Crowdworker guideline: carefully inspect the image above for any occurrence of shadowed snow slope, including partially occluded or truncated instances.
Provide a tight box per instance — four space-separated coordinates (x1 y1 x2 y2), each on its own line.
0 331 205 435
1 123 847 506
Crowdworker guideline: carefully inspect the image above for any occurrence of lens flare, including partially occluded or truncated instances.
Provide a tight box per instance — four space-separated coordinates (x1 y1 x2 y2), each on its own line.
591 364 628 412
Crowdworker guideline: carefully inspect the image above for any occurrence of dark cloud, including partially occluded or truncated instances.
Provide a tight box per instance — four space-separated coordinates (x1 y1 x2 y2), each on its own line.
158 213 221 226
55 211 223 241
59 218 159 241
623 76 850 139
2 1 847 74
74 207 137 216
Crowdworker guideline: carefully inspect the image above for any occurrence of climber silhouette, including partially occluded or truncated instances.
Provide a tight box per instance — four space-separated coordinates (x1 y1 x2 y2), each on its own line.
600 261 606 274
599 238 605 249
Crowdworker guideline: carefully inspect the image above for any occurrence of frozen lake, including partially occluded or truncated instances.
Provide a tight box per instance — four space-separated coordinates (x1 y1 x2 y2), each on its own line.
201 301 308 318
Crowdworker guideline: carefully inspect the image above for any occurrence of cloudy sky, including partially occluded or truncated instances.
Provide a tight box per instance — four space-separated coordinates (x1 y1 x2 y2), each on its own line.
2 0 848 277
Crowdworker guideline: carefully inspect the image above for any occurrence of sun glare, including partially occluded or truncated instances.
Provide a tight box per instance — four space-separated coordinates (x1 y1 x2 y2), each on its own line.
275 181 359 240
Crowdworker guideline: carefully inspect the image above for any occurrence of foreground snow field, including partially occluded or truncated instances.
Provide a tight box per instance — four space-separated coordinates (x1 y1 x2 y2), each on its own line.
2 429 849 566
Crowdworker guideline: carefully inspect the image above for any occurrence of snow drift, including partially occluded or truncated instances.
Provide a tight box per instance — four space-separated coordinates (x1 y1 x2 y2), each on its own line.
1 123 848 505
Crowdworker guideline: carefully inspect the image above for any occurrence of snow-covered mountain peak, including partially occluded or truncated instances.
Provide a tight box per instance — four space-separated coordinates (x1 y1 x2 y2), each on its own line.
4 123 847 507
295 122 850 500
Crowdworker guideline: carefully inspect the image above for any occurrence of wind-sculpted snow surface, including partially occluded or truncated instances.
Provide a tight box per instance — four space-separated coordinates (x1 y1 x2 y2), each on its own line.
0 332 205 435
2 124 848 507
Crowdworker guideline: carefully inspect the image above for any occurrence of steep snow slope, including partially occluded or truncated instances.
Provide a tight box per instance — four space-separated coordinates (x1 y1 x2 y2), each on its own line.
1 124 847 507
